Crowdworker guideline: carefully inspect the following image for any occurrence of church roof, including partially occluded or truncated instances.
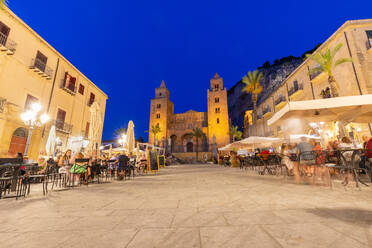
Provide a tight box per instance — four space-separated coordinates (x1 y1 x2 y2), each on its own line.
214 73 220 79
159 80 166 88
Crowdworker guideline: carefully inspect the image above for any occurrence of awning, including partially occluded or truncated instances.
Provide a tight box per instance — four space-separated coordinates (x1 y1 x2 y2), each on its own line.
268 95 372 126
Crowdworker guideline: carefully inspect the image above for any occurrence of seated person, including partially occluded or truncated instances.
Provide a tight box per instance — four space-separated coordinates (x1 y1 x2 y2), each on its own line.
258 149 270 161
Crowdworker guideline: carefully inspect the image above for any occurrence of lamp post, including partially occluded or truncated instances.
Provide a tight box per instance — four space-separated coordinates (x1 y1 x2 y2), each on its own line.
20 103 50 157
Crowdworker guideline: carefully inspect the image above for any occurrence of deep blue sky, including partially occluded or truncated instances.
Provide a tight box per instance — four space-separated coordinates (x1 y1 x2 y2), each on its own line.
10 0 372 140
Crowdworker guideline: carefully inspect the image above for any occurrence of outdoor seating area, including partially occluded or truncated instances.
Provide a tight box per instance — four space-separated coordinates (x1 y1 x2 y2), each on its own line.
0 146 166 200
219 136 372 188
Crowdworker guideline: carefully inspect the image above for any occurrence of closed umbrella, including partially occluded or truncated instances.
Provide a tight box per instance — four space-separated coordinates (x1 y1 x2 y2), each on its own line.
45 125 56 156
89 102 102 155
126 120 135 154
240 136 282 149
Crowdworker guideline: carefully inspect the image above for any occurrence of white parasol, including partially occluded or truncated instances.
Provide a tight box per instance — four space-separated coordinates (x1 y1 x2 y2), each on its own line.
89 102 102 155
45 125 56 156
126 120 135 154
240 136 282 149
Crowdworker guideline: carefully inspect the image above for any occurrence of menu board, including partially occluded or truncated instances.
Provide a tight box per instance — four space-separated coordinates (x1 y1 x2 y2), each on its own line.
149 151 159 171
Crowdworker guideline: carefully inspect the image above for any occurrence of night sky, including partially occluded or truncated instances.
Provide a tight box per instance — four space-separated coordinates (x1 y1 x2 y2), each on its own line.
9 0 372 141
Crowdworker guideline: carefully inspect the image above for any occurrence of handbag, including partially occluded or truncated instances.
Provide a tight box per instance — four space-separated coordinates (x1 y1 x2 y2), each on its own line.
70 164 86 174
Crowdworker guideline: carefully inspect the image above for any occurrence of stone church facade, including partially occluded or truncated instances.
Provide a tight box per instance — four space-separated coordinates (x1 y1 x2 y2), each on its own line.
148 74 230 153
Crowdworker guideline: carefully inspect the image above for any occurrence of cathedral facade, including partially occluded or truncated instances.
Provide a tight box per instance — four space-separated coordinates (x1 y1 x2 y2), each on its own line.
148 74 230 153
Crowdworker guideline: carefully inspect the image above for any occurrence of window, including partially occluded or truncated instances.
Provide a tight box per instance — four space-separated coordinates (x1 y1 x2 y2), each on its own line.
0 21 10 46
78 84 85 95
85 122 90 137
156 113 160 119
157 104 161 109
367 31 372 48
293 80 299 90
64 72 76 92
215 107 220 113
217 118 220 124
214 84 219 90
159 93 162 96
56 109 66 129
89 93 95 105
35 51 48 72
215 97 219 103
24 94 38 110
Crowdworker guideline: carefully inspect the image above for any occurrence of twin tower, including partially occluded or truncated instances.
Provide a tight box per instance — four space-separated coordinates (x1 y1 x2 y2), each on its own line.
148 73 230 153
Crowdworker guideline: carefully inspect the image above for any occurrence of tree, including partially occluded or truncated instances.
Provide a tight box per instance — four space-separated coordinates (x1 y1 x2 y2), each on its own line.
146 123 162 145
0 0 6 10
188 127 206 162
242 70 263 135
114 127 127 139
306 43 352 97
229 126 242 142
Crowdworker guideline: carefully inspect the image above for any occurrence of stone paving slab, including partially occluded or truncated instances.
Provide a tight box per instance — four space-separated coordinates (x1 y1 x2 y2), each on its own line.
1 164 372 247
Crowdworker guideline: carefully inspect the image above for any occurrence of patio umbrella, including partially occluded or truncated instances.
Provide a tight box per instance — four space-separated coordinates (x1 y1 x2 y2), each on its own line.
89 102 102 155
289 134 321 142
240 136 282 149
45 125 56 156
126 120 135 154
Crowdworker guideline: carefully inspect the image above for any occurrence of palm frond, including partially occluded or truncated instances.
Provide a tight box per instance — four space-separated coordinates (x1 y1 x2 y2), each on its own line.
331 43 343 59
0 0 7 10
334 57 352 67
308 66 324 76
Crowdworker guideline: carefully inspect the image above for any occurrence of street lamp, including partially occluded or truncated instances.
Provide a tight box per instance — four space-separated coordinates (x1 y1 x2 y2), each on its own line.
20 103 50 157
118 133 127 148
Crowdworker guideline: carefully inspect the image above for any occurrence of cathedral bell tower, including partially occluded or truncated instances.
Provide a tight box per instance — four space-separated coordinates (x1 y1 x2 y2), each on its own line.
207 73 230 147
148 80 174 146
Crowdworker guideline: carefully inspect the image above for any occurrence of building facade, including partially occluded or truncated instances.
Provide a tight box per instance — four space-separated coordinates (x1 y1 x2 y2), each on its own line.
148 74 230 153
245 19 372 140
0 7 108 159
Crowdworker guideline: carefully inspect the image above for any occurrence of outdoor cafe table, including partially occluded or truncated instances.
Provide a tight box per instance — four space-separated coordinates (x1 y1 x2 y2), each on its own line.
0 163 38 192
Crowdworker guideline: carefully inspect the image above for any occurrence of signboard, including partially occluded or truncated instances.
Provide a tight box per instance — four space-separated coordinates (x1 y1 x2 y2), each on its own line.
158 155 165 168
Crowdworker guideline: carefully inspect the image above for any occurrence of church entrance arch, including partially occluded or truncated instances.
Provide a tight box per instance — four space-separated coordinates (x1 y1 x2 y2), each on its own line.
186 142 193 152
8 127 28 156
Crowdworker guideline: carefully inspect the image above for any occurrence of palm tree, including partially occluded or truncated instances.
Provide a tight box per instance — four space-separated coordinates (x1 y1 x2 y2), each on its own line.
114 127 127 139
229 126 242 142
146 123 162 145
242 70 263 135
306 43 352 97
0 0 7 10
189 127 205 161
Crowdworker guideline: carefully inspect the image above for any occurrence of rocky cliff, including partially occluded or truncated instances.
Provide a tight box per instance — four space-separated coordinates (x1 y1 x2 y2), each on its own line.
227 45 320 133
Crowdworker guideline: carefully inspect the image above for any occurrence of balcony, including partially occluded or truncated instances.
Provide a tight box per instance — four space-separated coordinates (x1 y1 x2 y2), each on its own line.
51 119 73 134
263 107 272 118
288 84 303 99
60 79 76 95
275 95 287 109
310 69 326 84
29 58 53 80
0 32 17 55
265 130 274 137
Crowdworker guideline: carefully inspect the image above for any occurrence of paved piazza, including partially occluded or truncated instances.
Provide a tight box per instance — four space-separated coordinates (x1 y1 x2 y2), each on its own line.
1 165 372 247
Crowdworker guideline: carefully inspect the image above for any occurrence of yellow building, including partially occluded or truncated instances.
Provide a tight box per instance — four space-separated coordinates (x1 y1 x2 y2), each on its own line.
148 74 230 156
0 7 108 159
246 19 372 141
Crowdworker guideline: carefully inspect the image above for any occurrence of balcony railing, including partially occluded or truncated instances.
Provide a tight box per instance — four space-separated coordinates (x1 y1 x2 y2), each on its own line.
263 107 272 115
29 58 53 79
0 32 17 55
288 84 303 96
60 79 76 95
52 119 73 134
275 96 286 106
309 70 322 80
